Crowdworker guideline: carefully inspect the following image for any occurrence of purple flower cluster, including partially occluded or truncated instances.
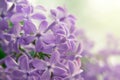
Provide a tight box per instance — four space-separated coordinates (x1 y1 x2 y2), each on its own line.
0 0 83 80
81 34 120 80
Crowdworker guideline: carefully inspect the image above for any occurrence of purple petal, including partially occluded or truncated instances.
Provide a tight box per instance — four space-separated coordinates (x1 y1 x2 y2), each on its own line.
35 38 43 52
20 36 35 45
68 40 76 52
6 40 14 53
7 0 14 2
32 59 46 70
50 51 60 64
27 76 36 80
18 55 29 71
68 61 75 74
31 13 46 20
57 6 66 13
55 34 66 43
41 70 51 80
39 21 48 33
42 44 54 53
0 0 7 11
35 5 47 12
2 34 11 41
9 23 21 35
22 5 33 15
68 35 75 39
5 57 18 68
50 9 57 18
10 13 25 23
51 25 65 33
7 69 26 80
44 22 56 33
76 43 82 54
23 21 37 34
13 39 20 53
70 26 75 33
0 20 8 31
56 6 66 19
53 66 67 77
67 15 76 26
16 5 23 13
18 0 28 4
11 69 25 77
58 43 69 51
53 76 63 80
55 29 66 35
42 32 55 44
68 15 76 20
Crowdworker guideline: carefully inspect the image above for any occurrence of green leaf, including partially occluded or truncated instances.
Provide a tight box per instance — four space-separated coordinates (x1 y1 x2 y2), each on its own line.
29 51 36 57
8 21 14 28
0 48 6 59
19 46 25 52
38 52 51 60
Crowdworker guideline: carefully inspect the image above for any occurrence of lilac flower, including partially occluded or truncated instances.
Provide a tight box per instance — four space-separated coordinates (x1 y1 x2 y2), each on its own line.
64 60 83 80
50 6 76 26
33 20 55 53
0 19 8 31
42 7 79 56
5 54 38 80
32 51 68 80
0 23 23 54
0 0 83 80
7 0 29 13
10 5 46 34
0 0 15 20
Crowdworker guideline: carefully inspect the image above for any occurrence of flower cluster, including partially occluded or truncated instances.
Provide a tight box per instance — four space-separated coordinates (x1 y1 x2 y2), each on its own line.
0 0 83 80
81 34 120 80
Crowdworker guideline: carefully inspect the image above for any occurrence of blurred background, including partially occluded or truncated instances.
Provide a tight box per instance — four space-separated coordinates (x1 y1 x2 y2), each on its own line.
30 0 120 52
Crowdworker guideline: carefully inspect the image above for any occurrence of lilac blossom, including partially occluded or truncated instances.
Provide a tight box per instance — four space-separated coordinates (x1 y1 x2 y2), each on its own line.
0 0 83 80
32 51 68 80
5 54 39 80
